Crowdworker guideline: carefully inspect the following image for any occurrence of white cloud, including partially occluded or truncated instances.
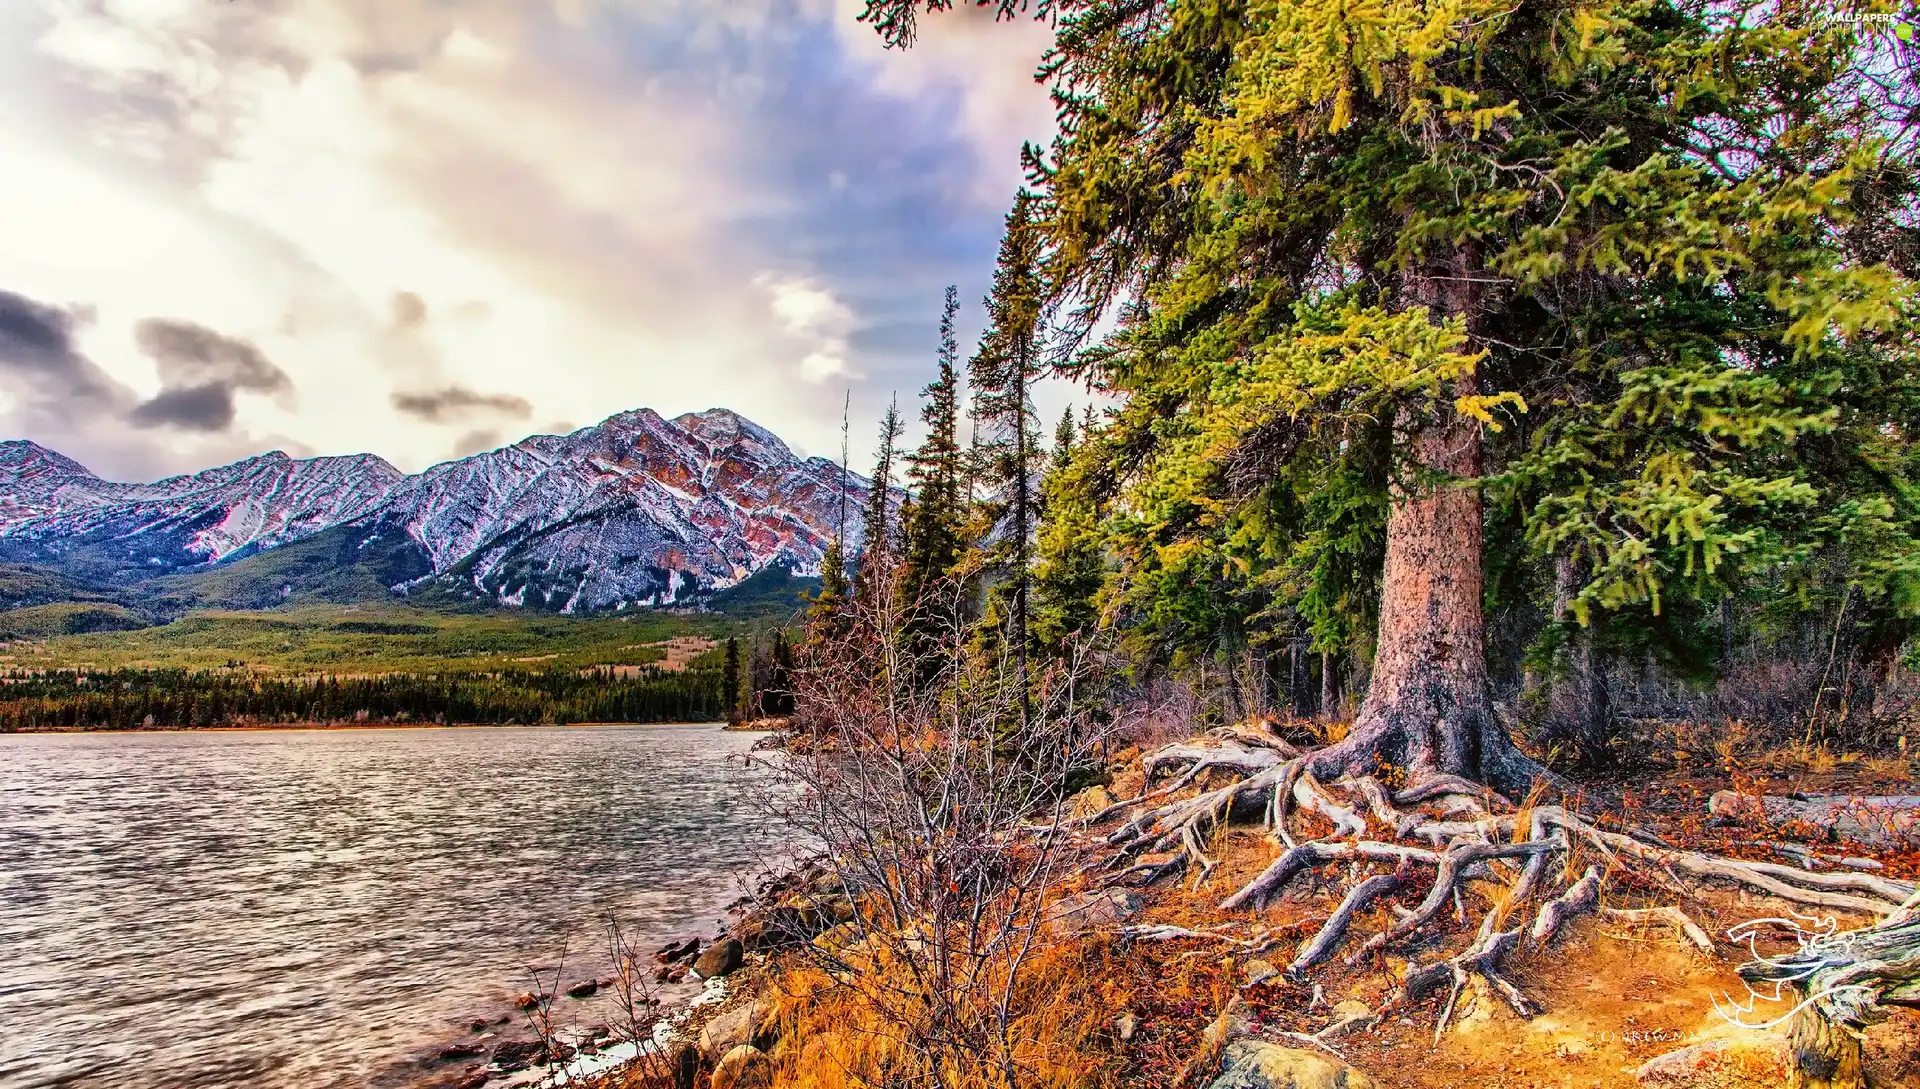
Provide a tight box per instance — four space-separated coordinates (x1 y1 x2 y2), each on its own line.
0 0 1061 478
761 274 856 383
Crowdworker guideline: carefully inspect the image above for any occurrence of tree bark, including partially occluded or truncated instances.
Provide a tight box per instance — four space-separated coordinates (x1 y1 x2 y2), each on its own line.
1310 248 1546 795
1787 1002 1866 1089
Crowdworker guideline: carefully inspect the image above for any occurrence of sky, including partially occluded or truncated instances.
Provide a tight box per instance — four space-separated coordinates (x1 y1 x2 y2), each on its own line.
0 0 1070 482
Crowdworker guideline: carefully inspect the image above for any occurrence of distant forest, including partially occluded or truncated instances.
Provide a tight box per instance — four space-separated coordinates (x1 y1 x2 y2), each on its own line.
0 665 732 731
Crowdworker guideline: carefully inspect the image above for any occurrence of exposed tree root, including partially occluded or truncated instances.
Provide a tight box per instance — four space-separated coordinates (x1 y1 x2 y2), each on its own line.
1074 733 1920 1038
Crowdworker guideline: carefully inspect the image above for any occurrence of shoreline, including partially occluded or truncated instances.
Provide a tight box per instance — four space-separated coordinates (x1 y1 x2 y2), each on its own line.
0 719 770 736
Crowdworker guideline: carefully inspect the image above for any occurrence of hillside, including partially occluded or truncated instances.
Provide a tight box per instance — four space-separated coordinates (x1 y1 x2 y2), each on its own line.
0 407 872 619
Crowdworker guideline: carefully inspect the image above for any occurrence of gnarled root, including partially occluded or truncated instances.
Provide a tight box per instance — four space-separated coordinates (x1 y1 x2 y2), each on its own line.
1088 734 1920 1039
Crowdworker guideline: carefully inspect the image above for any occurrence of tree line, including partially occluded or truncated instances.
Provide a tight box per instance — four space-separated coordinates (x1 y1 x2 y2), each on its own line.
0 665 732 731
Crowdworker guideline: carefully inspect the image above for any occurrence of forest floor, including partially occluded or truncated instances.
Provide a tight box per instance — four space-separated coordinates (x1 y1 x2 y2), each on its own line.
1075 731 1920 1089
609 729 1919 1089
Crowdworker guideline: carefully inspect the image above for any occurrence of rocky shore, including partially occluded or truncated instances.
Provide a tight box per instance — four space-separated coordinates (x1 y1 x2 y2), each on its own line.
402 861 848 1089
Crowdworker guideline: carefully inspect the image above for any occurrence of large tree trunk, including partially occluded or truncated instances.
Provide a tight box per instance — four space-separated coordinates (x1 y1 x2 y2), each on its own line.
1310 250 1546 795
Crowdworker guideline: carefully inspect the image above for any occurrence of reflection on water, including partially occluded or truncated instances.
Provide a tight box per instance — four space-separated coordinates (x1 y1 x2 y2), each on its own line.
0 724 782 1089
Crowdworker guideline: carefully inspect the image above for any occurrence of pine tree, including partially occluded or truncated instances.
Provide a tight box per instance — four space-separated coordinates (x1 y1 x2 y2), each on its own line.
1034 405 1105 651
865 0 1920 793
858 398 904 600
901 287 968 606
722 636 742 724
971 191 1046 709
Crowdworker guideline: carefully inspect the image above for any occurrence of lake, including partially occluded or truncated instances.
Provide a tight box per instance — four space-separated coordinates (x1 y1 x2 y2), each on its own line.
0 724 783 1089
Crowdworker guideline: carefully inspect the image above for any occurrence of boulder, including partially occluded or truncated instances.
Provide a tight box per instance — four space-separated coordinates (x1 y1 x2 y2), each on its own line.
1045 888 1144 936
454 1073 491 1089
1319 1000 1373 1040
564 980 598 999
692 937 745 979
1208 1040 1377 1089
512 992 542 1011
710 1044 774 1089
1242 959 1280 987
437 1042 485 1061
1633 1036 1789 1088
489 1040 544 1072
700 1000 774 1060
655 937 701 964
1072 784 1118 817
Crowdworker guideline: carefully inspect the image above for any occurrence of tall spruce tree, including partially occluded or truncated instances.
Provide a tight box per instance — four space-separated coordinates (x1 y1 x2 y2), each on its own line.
1034 405 1106 651
859 399 904 601
866 0 1920 793
901 287 968 606
971 191 1047 703
722 636 742 724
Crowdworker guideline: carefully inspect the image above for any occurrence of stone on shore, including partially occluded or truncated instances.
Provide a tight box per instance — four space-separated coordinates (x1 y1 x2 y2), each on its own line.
700 1000 774 1060
1045 888 1143 936
1208 1040 1377 1089
710 1044 774 1089
655 937 701 964
692 937 745 979
565 979 598 999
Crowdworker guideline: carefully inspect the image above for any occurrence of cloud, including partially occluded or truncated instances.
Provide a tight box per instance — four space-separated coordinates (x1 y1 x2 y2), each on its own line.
0 288 299 477
761 274 856 383
392 291 428 328
451 428 501 458
1 0 1060 474
0 288 130 418
129 319 292 432
392 386 533 423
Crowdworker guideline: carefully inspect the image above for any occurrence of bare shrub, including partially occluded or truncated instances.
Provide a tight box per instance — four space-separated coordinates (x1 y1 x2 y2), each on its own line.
771 574 1111 1089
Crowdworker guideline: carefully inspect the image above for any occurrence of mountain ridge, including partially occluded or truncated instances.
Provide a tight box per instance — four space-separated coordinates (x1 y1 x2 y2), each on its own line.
0 408 872 615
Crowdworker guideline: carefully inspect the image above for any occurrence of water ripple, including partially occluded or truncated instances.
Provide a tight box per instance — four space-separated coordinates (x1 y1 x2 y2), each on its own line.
0 724 781 1089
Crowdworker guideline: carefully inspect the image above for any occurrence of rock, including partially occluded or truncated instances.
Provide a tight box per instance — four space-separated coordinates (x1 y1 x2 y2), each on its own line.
1208 1040 1378 1089
692 937 745 979
454 1073 490 1089
466 1018 488 1034
1044 888 1144 936
437 1042 485 1061
700 1000 774 1060
655 937 701 964
512 991 542 1011
1242 959 1280 987
1319 1000 1373 1040
565 979 599 999
665 1040 701 1089
1115 1011 1138 1042
489 1040 544 1072
710 1044 774 1089
825 895 856 922
1634 1036 1789 1087
808 872 846 897
1072 784 1117 816
812 921 865 958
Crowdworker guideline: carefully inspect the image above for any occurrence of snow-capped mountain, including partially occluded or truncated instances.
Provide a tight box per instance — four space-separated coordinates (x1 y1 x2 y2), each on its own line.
0 408 870 613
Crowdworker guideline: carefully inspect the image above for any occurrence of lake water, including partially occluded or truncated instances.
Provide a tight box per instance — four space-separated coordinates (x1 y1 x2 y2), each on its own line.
0 724 784 1089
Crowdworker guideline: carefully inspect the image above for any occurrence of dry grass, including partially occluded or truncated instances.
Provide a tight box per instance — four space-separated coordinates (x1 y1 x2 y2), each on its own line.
762 941 1131 1089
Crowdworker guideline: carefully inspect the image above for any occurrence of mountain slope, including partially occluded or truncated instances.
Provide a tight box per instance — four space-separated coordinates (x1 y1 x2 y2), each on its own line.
0 408 871 615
